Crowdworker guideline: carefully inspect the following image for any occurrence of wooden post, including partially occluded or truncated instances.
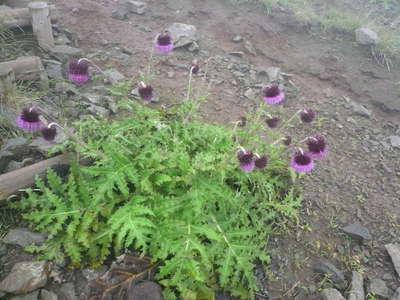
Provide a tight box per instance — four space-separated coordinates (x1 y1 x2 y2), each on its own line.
0 67 16 105
0 56 49 90
28 1 54 51
0 6 56 28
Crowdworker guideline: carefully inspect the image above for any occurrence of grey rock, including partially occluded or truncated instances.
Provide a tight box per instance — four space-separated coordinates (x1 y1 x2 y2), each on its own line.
350 101 372 118
54 82 78 94
0 242 7 256
55 34 71 46
127 282 163 300
41 289 58 300
188 41 200 52
1 137 28 152
10 291 39 300
342 223 371 241
389 136 400 148
229 51 244 58
0 261 50 294
166 23 198 48
51 46 83 62
111 9 129 20
167 71 175 78
0 5 12 11
125 0 146 14
81 266 107 282
0 291 5 298
321 288 345 300
368 278 392 299
355 27 379 45
57 283 77 300
244 40 257 56
232 35 243 43
81 94 103 105
104 69 125 83
348 271 364 300
244 88 256 99
30 130 67 154
43 60 63 79
385 244 400 277
265 67 281 82
392 287 400 300
88 105 110 118
313 261 345 283
3 228 45 247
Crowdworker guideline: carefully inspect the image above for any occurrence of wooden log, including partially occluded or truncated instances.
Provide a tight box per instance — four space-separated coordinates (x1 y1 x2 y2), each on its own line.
28 1 54 51
0 56 49 90
0 5 56 28
6 0 47 8
0 66 16 103
0 153 73 201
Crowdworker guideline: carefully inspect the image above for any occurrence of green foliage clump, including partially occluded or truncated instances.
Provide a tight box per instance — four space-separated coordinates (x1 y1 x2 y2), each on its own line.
14 102 301 299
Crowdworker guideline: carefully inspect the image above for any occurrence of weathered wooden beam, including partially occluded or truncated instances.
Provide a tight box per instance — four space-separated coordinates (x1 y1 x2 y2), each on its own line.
0 153 73 201
0 56 49 90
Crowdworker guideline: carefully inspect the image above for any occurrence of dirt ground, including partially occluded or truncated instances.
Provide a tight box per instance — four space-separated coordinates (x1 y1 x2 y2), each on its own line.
56 0 400 298
2 0 400 298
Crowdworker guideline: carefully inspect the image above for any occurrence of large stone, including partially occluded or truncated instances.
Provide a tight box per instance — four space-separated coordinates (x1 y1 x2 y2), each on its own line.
321 288 345 300
57 282 77 300
125 0 146 14
41 289 58 300
127 282 163 300
104 69 125 83
349 101 372 118
0 261 50 294
313 261 345 283
3 228 46 247
342 223 371 241
111 9 128 20
51 46 83 62
265 67 281 82
385 244 400 277
355 27 379 45
348 271 364 300
392 287 400 300
368 278 392 299
88 105 110 118
10 290 39 300
166 23 198 48
389 136 400 148
43 60 63 79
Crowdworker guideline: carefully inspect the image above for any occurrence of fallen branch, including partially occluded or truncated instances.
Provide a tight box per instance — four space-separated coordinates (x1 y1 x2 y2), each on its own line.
0 152 90 201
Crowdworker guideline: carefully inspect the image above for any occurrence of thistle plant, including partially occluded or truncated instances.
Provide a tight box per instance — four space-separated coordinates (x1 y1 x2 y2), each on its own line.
10 26 329 300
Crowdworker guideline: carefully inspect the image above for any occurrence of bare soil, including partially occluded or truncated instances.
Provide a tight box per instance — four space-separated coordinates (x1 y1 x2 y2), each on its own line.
2 0 400 298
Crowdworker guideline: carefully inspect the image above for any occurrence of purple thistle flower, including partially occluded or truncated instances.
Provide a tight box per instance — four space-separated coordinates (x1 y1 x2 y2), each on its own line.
255 155 267 169
155 32 173 54
300 109 315 123
237 149 255 172
283 136 292 146
307 135 327 159
262 84 285 105
265 116 280 129
290 149 314 173
41 124 57 142
16 107 42 131
138 82 154 102
68 59 90 85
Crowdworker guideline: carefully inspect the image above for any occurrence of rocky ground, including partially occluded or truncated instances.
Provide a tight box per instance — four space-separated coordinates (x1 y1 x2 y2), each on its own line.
1 0 400 299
